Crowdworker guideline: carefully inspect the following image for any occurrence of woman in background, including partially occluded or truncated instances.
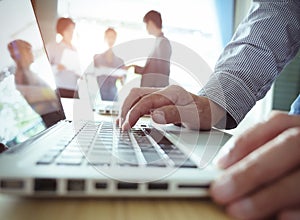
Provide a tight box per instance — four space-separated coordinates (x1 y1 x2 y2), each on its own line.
93 27 126 101
46 17 81 98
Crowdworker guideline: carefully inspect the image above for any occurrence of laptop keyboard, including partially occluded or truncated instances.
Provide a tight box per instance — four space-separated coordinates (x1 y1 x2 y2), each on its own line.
36 121 197 168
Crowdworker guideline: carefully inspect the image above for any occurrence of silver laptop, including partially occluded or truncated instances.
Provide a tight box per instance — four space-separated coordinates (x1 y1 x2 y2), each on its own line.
0 0 231 197
83 69 120 115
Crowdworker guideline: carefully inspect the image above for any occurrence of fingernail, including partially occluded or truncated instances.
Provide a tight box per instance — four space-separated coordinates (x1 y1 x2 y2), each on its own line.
122 121 130 131
211 175 235 203
228 198 253 219
152 110 166 123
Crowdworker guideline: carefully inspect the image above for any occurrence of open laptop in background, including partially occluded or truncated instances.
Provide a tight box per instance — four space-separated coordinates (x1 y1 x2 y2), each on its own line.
0 0 231 198
84 66 128 115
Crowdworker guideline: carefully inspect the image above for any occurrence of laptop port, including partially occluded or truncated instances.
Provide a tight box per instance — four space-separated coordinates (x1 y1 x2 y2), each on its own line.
117 182 138 190
177 184 210 189
0 179 24 189
94 182 107 189
148 182 168 190
34 178 57 192
67 179 85 191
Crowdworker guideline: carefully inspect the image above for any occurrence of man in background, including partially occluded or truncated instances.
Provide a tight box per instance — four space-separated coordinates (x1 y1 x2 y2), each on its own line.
131 10 172 88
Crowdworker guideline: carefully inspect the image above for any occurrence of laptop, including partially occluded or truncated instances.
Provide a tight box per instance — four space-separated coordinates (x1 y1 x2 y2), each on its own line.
83 66 124 115
0 0 231 197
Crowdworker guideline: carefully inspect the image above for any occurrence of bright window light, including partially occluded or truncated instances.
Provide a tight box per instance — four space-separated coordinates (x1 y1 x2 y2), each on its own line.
58 0 224 93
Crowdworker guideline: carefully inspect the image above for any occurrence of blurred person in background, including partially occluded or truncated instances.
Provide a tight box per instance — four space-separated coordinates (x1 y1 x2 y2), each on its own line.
129 10 172 88
8 39 60 127
46 17 82 98
93 27 126 101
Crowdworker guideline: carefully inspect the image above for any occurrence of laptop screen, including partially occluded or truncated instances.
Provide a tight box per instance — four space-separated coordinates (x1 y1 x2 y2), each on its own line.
0 0 65 148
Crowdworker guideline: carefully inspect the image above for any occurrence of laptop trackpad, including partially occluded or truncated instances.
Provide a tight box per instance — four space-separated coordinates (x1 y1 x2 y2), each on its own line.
152 124 231 167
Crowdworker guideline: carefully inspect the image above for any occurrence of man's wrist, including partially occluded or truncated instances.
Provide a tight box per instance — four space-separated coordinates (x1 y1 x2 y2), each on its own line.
207 98 227 129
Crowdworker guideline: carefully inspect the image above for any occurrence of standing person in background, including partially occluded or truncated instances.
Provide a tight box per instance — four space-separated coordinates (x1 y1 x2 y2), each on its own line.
46 17 81 98
130 10 172 88
94 28 126 101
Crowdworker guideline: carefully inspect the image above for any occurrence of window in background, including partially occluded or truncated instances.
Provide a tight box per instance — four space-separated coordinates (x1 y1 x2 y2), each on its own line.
57 0 233 93
272 52 300 112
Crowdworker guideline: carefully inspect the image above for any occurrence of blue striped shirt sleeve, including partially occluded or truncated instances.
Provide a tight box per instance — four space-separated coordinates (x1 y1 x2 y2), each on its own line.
199 0 300 129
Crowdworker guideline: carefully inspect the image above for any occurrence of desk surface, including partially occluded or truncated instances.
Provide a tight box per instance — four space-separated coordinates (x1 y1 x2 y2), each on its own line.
0 195 231 220
0 98 232 220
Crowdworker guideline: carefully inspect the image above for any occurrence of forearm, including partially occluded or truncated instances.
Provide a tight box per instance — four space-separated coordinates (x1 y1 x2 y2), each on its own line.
200 0 300 129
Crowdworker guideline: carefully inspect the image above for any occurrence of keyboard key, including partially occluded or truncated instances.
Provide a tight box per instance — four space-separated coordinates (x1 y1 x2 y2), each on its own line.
36 155 55 165
142 152 162 163
140 146 157 152
60 151 85 158
91 145 112 151
179 159 198 168
115 151 137 164
87 153 111 165
56 157 84 165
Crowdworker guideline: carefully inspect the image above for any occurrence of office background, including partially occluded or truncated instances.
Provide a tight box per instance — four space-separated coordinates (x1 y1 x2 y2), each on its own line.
31 0 300 130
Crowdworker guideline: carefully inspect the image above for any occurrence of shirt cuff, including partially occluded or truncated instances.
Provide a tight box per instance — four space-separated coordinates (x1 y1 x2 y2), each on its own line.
199 72 257 129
